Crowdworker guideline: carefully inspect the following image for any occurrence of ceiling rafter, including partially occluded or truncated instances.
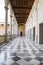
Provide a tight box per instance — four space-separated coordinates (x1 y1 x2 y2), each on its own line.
10 0 35 24
15 13 29 15
13 7 31 9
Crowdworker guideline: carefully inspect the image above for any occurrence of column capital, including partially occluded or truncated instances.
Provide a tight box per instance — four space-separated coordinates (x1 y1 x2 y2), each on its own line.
13 19 14 21
35 7 37 11
13 19 15 22
4 6 9 10
10 15 13 18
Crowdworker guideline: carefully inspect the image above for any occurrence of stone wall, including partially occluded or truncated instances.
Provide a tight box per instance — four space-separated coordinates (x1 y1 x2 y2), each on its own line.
0 35 5 45
0 34 18 45
25 0 43 45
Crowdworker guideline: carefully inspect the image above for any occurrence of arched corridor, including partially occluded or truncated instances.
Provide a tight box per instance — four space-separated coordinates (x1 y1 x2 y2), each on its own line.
0 0 43 65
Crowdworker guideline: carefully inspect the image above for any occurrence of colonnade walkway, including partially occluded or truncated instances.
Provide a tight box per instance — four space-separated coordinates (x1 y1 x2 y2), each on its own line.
0 36 43 65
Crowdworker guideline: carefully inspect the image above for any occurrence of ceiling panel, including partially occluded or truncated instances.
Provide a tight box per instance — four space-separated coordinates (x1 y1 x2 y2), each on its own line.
10 0 34 24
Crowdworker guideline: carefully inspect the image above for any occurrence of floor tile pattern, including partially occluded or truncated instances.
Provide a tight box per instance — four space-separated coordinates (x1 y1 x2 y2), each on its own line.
0 36 43 65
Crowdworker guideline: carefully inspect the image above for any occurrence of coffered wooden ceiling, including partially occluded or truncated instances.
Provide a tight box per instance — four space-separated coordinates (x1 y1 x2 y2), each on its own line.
10 0 34 24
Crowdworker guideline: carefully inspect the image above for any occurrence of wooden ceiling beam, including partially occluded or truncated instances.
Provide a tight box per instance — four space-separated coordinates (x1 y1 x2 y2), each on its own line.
16 16 28 18
14 9 30 14
10 0 35 24
17 20 27 22
14 13 29 16
13 7 31 9
14 8 30 10
16 18 27 20
15 14 28 16
18 21 26 23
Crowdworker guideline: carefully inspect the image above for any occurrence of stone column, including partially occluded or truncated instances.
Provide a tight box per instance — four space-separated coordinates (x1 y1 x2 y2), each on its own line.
35 6 38 44
31 15 33 42
10 15 13 40
13 20 14 38
4 0 8 42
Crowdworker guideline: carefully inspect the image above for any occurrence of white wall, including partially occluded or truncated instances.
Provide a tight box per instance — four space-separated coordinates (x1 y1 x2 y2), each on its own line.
25 0 43 44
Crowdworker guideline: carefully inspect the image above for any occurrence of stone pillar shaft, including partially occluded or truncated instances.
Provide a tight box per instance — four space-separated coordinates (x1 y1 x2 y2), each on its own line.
5 1 8 42
13 20 15 38
10 15 12 40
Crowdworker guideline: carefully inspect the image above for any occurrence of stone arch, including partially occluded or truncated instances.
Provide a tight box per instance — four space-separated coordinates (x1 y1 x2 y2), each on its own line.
18 24 25 36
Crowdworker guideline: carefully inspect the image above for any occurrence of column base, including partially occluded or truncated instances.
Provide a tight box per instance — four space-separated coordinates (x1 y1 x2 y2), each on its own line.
5 35 9 43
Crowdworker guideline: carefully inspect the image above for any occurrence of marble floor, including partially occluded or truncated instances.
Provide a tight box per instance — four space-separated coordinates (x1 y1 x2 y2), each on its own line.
0 36 43 65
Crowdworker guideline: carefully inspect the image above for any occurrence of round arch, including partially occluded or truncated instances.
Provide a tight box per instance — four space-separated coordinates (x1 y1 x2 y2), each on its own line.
18 24 25 36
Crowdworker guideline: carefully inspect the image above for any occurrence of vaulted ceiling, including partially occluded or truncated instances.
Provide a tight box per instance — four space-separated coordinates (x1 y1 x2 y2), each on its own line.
10 0 34 24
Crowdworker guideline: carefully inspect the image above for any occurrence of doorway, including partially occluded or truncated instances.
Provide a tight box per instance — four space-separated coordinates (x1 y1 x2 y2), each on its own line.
20 31 23 36
39 24 43 44
33 27 35 41
18 24 25 36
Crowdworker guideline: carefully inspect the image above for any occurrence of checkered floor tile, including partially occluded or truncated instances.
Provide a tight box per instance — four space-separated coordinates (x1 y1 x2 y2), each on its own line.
0 36 43 65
